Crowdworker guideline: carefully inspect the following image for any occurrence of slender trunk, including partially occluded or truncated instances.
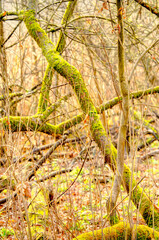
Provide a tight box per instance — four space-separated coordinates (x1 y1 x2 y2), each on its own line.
106 0 129 225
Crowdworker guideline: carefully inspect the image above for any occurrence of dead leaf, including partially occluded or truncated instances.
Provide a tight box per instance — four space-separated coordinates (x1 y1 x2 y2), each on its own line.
103 2 108 10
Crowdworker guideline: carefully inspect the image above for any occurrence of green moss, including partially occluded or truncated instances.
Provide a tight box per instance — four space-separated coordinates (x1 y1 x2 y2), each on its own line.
110 214 120 225
40 94 72 121
0 228 14 238
73 222 159 240
21 9 159 231
73 222 131 240
98 86 159 114
136 224 159 239
28 185 49 239
123 165 159 230
56 0 77 53
0 115 41 132
0 114 82 136
134 110 159 140
37 64 54 114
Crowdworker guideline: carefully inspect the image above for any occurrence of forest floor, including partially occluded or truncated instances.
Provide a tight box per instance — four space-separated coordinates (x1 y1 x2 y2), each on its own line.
0 130 159 239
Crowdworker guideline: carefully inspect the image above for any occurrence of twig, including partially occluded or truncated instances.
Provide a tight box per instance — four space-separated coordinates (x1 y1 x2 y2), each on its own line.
32 135 86 153
34 144 95 183
103 175 146 227
36 168 72 182
134 0 159 17
139 149 159 161
26 131 72 181
1 20 22 47
128 39 159 83
137 136 156 151
56 140 92 200
0 131 71 205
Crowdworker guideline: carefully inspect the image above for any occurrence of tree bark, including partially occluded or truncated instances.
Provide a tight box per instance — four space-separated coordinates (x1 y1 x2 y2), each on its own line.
106 0 129 225
20 9 159 230
72 221 159 240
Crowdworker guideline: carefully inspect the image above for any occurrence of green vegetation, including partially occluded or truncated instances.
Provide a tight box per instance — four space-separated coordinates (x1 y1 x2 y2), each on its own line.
0 228 14 238
0 0 158 239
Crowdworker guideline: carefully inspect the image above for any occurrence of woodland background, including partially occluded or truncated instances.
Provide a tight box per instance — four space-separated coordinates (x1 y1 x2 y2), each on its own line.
0 0 159 239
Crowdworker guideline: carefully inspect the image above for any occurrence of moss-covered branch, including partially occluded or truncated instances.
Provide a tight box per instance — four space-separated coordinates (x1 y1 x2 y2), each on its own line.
0 113 83 135
133 110 159 140
123 164 159 230
21 10 114 158
0 86 158 135
37 0 77 114
137 136 156 151
0 91 23 100
16 10 159 230
72 221 159 240
37 64 54 114
55 0 77 53
99 86 159 113
0 11 18 20
40 93 72 121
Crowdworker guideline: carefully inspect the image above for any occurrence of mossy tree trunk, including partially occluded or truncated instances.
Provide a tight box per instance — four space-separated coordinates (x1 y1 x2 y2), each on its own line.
0 4 159 237
20 9 159 232
37 0 77 114
72 222 159 240
0 86 158 136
